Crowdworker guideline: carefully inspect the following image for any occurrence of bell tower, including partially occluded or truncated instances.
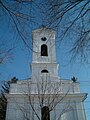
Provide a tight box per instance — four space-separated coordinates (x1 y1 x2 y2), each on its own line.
31 27 59 80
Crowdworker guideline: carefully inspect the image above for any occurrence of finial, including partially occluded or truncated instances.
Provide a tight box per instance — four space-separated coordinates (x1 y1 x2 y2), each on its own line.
71 76 77 82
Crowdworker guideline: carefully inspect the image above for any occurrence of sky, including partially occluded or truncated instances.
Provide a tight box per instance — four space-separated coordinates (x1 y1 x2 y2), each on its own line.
0 1 90 120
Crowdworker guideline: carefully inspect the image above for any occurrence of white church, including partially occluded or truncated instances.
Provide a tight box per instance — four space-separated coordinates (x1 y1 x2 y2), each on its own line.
6 27 87 120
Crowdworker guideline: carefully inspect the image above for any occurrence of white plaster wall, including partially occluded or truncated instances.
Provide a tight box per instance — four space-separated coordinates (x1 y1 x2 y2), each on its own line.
6 94 86 120
9 80 80 94
32 28 56 63
76 102 87 120
31 63 59 80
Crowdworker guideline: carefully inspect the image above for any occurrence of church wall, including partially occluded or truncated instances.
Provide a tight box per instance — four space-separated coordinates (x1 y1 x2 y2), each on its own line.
76 102 87 120
6 93 85 120
9 80 80 94
32 28 56 63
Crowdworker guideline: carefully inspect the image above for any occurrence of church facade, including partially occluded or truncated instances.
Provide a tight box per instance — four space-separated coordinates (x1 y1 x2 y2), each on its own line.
6 27 87 120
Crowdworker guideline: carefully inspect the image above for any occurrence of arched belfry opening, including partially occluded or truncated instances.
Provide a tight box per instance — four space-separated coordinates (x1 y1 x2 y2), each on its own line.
41 106 50 120
41 44 48 56
41 69 49 73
